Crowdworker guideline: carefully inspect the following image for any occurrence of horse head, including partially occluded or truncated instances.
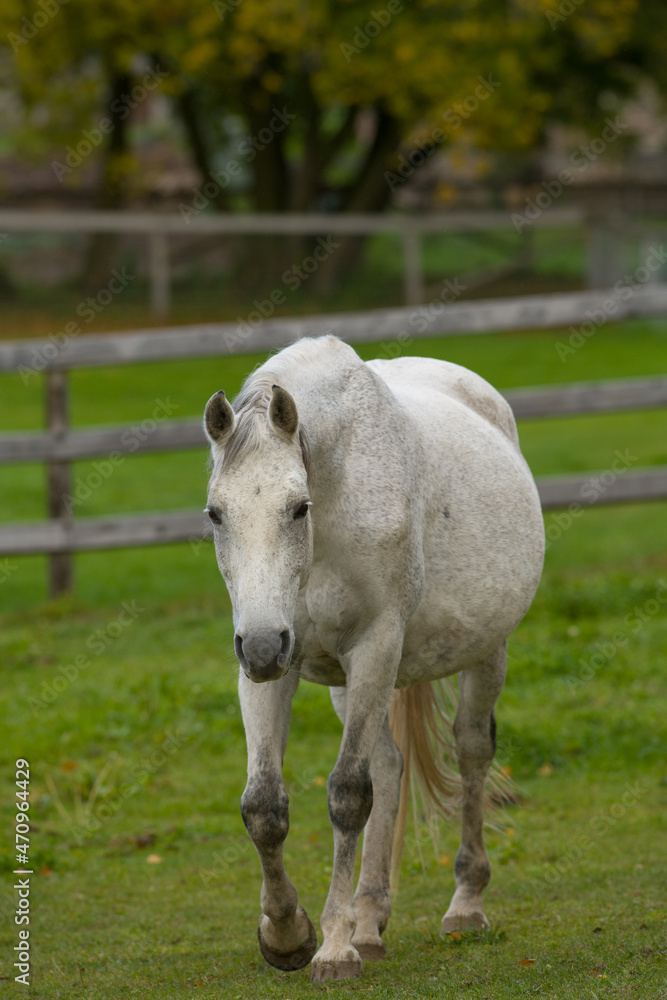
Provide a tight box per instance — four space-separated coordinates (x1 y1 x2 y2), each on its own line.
204 382 312 682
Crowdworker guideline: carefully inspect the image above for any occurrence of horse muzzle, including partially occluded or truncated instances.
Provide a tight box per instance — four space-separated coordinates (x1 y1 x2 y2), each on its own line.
234 628 293 682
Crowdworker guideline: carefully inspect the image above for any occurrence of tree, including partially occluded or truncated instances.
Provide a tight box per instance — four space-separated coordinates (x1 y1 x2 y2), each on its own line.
171 0 660 213
1 0 664 286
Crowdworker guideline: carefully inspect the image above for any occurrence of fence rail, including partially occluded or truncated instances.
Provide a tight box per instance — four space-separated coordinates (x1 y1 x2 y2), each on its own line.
4 286 667 375
1 207 664 317
0 510 208 556
2 376 667 466
1 285 666 593
0 207 588 234
1 467 667 558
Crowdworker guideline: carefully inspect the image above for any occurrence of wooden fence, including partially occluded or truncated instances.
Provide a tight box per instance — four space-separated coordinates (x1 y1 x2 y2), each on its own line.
1 285 667 595
1 206 664 317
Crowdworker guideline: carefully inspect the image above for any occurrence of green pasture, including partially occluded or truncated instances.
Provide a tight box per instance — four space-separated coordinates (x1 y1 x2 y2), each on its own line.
0 320 666 997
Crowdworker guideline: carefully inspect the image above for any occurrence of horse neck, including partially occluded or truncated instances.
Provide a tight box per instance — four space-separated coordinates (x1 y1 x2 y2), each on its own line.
262 343 393 500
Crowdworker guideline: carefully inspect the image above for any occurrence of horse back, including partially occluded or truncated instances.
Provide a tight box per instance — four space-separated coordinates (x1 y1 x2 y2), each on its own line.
366 355 519 447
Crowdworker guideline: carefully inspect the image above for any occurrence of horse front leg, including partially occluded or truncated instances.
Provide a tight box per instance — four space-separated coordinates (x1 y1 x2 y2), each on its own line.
330 687 403 961
238 668 317 971
311 624 402 983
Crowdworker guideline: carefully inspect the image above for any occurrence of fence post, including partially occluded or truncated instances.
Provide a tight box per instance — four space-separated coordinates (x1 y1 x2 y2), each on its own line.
586 214 626 288
516 227 535 272
402 225 423 305
639 235 667 283
45 370 72 597
149 231 170 319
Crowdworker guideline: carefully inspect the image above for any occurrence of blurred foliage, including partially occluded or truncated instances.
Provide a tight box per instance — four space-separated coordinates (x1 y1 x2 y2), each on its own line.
0 0 666 210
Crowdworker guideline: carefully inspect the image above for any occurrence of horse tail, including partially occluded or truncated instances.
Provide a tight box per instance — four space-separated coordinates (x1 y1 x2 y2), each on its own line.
388 679 514 891
388 679 459 889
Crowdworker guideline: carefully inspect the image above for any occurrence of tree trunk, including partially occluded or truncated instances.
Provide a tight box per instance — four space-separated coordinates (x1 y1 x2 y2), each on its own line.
312 107 402 297
178 88 229 211
228 77 294 293
82 72 132 293
177 72 404 304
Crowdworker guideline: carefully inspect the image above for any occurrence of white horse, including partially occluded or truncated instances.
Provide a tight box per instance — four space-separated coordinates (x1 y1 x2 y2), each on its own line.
204 335 544 982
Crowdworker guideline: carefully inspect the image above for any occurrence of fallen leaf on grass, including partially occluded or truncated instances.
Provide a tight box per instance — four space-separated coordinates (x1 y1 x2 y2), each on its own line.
518 958 535 966
146 854 162 864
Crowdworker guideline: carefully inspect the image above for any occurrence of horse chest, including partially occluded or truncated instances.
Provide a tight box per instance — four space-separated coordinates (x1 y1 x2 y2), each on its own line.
301 571 350 650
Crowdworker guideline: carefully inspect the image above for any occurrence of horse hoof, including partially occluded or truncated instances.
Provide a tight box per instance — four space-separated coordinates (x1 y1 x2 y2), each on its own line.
257 906 318 972
440 911 489 936
353 939 386 961
310 948 362 982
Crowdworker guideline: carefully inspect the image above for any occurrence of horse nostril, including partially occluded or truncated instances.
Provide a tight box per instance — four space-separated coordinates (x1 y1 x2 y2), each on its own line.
234 633 245 665
277 630 291 666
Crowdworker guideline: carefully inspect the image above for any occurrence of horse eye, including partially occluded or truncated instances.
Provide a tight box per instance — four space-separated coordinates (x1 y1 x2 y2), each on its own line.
293 503 310 520
205 507 221 525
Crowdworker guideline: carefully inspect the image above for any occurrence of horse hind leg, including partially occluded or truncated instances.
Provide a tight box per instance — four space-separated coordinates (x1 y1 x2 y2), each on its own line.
353 718 403 959
330 688 403 961
441 641 507 935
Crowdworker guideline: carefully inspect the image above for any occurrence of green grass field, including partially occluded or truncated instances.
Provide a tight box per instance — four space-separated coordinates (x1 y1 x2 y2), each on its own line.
1 320 666 997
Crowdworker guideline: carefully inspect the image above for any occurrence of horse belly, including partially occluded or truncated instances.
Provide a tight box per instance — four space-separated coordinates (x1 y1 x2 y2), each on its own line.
395 396 544 686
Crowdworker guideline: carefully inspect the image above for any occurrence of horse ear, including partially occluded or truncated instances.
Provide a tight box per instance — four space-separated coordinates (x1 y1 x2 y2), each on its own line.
268 385 299 438
204 390 235 446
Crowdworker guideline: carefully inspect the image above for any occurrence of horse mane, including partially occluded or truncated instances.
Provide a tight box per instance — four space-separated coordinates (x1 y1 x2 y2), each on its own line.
210 336 353 475
216 368 311 476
